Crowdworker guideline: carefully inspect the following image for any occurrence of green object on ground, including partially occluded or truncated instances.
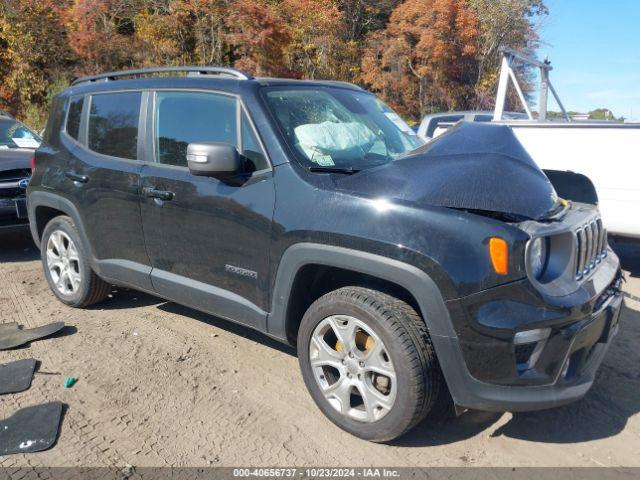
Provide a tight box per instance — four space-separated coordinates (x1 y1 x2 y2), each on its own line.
64 377 77 388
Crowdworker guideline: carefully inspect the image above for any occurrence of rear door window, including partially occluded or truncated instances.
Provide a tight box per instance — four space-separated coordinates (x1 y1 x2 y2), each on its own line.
88 92 141 160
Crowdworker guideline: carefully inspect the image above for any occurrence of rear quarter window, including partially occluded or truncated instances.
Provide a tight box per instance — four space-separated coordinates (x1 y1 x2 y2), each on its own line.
43 95 65 145
65 95 84 140
88 92 141 160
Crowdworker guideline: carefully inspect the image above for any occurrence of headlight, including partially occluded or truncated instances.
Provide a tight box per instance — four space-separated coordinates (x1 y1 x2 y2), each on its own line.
528 237 548 279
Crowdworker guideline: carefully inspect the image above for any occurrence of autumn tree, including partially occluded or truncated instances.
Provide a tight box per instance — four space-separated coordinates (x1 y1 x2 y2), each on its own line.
0 0 76 125
164 0 230 65
361 0 481 120
133 0 232 67
63 0 140 74
336 0 399 42
1 0 548 129
469 0 548 108
133 2 185 67
225 0 291 77
280 0 356 80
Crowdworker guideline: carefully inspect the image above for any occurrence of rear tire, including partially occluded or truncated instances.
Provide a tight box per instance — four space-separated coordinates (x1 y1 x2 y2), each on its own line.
297 286 445 442
41 215 111 307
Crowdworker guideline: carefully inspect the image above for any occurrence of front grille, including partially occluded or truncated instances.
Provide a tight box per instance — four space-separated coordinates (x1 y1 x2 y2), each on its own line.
0 169 30 199
515 343 537 366
0 188 24 199
575 217 606 279
0 169 30 182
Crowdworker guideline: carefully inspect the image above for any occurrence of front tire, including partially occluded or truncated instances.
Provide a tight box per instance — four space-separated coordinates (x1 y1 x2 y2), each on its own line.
297 286 445 442
41 215 111 307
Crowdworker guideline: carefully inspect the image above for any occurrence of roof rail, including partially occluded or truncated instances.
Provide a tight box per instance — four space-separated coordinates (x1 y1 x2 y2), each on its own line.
0 110 14 119
71 66 253 86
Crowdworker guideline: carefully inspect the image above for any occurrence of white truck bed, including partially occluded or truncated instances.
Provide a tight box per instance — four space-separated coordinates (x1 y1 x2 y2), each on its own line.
502 121 640 238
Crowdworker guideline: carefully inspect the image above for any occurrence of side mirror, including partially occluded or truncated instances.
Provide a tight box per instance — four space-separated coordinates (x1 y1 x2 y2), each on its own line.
187 142 241 178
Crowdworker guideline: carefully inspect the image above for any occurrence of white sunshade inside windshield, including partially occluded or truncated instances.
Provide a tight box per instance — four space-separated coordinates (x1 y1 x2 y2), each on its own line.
294 121 377 166
0 119 41 148
264 87 424 169
11 137 40 148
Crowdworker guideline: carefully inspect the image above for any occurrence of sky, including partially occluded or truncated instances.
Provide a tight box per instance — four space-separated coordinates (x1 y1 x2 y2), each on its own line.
535 0 640 120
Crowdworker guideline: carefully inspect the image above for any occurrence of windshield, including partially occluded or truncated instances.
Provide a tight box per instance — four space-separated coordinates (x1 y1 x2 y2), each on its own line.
263 87 423 170
0 119 41 149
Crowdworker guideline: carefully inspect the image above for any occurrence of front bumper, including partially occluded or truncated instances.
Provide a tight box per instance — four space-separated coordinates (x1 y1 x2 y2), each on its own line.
437 251 624 412
0 196 29 230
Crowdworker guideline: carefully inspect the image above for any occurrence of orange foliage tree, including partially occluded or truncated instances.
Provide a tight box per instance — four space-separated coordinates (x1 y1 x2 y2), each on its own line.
361 0 481 119
134 0 230 67
0 0 75 125
281 0 356 80
64 0 139 74
225 0 291 77
1 0 546 128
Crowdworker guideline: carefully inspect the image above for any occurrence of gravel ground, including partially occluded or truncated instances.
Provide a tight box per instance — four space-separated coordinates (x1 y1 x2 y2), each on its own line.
1 230 639 468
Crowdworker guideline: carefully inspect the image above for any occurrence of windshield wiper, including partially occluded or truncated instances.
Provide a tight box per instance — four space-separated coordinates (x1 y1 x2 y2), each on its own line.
308 166 360 174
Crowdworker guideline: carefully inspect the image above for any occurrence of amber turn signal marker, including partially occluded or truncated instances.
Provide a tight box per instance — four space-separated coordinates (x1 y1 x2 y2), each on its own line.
489 237 508 275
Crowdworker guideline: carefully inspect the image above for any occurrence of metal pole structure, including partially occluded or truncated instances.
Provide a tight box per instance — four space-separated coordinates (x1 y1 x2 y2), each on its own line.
548 80 570 121
539 66 549 120
507 67 534 120
493 56 511 121
495 47 571 122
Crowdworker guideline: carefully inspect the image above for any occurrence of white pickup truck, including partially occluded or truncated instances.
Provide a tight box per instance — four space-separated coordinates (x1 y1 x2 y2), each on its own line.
417 48 640 239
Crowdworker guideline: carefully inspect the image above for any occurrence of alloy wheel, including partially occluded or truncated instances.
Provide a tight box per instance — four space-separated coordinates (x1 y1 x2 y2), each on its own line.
46 230 82 295
309 315 397 423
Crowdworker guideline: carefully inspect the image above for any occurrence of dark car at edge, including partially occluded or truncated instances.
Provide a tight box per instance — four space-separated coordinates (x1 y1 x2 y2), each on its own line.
26 67 624 442
0 111 39 232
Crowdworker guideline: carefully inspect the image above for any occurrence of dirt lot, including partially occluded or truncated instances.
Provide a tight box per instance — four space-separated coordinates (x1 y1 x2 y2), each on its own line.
1 230 639 468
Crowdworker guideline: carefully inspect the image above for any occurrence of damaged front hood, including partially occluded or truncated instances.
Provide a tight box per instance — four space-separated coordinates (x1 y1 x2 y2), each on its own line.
336 122 558 220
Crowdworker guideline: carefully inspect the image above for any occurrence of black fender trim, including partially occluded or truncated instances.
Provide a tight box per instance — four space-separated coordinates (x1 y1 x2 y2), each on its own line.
267 243 457 340
27 190 92 255
27 190 153 291
266 243 475 402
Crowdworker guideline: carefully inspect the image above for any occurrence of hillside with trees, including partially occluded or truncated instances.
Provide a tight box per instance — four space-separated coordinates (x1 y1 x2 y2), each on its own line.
0 0 546 128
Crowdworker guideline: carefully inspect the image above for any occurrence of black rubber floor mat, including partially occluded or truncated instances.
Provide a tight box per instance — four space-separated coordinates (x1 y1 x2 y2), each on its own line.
0 322 65 350
0 402 63 455
0 358 37 394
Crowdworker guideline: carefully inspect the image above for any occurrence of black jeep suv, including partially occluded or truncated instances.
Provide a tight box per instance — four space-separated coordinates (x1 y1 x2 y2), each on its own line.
27 67 623 442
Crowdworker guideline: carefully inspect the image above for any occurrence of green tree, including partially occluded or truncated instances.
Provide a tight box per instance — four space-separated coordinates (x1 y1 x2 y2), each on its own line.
589 108 621 121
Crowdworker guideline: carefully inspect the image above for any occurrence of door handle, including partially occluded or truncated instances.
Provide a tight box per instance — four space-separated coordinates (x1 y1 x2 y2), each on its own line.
143 187 174 201
65 172 89 183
